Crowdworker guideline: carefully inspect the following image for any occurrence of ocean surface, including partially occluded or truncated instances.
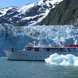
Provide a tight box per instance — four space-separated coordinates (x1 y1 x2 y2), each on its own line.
0 57 78 78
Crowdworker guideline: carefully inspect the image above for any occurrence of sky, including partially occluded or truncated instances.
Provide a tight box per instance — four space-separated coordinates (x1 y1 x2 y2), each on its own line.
0 0 39 8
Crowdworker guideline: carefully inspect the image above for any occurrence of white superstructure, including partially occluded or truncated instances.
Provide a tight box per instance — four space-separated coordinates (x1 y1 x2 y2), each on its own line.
4 44 78 61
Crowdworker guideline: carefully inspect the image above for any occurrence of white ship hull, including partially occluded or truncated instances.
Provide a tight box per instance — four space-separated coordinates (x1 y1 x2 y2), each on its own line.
4 50 78 61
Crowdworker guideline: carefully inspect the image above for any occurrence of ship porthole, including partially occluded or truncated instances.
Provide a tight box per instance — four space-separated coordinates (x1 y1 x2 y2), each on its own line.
26 54 28 56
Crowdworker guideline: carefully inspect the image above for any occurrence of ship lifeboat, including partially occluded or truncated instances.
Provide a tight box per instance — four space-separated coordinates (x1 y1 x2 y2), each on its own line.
65 44 78 48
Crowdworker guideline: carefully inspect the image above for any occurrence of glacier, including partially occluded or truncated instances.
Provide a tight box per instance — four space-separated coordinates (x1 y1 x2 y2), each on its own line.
0 24 78 57
0 24 78 49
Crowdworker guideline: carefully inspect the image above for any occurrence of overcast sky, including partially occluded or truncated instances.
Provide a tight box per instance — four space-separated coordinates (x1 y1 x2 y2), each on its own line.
0 0 39 8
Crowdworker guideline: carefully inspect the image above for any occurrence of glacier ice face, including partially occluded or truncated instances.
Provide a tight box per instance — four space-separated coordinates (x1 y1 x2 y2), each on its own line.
0 24 78 50
20 25 78 45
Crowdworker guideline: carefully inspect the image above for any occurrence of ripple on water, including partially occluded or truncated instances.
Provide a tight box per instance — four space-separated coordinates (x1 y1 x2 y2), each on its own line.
0 57 78 78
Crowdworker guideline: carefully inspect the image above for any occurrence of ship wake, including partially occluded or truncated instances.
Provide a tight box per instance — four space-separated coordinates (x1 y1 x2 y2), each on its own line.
45 53 78 66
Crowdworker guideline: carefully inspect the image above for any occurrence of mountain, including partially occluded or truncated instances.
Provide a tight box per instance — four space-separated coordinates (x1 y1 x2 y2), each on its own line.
0 0 78 26
0 0 63 26
40 0 78 25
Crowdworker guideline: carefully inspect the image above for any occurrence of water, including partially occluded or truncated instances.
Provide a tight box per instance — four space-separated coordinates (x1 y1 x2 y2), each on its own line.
0 57 78 78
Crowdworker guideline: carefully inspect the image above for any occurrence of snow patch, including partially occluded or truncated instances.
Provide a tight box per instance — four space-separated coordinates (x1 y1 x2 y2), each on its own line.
0 0 63 25
18 3 35 14
21 14 43 21
29 9 50 25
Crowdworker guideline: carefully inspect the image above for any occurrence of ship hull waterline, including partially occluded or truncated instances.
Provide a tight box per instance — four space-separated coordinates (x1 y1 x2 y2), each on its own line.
4 50 78 61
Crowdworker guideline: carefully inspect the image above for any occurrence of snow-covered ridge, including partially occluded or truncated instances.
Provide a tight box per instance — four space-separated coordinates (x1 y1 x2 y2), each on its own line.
0 0 63 26
0 7 19 17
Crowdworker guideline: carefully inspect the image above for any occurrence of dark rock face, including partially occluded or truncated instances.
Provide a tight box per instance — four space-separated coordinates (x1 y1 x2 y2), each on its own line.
40 0 78 25
0 7 19 24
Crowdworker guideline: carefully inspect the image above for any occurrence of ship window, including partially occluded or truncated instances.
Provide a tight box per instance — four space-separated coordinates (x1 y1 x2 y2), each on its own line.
46 48 50 51
60 48 66 52
67 48 76 52
50 48 55 52
23 54 24 56
27 47 33 51
56 48 60 51
43 48 45 50
36 56 37 57
67 48 71 52
34 48 39 52
26 54 28 56
51 48 66 52
19 54 21 56
53 48 58 52
73 48 76 52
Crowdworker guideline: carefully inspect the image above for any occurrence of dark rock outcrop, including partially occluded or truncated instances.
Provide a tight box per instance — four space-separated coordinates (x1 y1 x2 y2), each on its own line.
40 0 78 25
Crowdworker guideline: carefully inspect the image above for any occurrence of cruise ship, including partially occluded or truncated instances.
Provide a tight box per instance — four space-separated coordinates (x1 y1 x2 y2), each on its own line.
4 44 78 61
